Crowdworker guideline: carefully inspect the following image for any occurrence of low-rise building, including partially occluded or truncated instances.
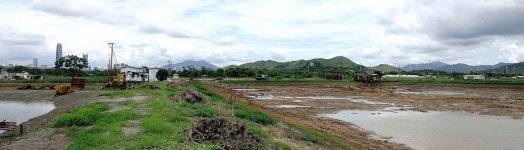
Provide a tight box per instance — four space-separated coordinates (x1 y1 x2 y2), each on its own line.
120 65 159 82
383 74 424 78
0 70 35 80
463 75 485 80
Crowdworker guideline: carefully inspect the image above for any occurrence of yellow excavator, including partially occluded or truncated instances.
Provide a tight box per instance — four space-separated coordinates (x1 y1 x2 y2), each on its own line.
106 43 126 89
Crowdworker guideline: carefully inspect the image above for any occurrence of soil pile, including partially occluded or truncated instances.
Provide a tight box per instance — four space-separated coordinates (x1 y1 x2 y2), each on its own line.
17 85 36 90
188 118 263 150
39 85 55 90
167 81 186 88
170 90 207 104
139 83 160 89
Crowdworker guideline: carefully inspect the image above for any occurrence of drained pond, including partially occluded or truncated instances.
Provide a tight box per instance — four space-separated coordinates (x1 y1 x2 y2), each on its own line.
0 100 55 133
319 108 524 150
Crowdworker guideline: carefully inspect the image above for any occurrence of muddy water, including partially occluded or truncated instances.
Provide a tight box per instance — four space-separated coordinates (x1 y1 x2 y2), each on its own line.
0 101 55 133
320 109 524 150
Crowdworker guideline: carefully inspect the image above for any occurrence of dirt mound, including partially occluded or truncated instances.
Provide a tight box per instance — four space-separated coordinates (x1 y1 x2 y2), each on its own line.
188 118 263 150
167 81 186 87
138 83 160 89
39 85 55 90
170 90 207 104
17 85 36 90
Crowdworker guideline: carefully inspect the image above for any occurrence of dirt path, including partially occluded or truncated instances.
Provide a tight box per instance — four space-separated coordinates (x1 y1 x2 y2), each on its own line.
0 90 101 149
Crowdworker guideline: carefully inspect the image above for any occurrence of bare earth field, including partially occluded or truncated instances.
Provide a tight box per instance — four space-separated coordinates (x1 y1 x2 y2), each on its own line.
207 82 524 149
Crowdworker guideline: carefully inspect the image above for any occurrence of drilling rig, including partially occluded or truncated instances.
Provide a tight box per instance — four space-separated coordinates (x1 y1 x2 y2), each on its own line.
106 42 126 88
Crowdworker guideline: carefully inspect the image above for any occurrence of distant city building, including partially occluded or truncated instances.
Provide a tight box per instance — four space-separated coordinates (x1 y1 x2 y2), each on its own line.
83 53 88 66
56 43 62 64
33 58 38 67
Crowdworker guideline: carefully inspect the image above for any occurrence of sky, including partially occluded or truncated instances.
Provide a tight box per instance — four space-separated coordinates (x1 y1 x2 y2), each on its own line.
1 0 524 68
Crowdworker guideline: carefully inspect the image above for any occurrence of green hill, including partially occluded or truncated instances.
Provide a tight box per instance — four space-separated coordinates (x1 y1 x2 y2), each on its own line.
487 62 524 73
369 64 399 72
223 56 364 71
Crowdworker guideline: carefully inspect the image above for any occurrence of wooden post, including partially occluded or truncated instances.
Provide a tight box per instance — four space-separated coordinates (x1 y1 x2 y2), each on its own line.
19 124 23 134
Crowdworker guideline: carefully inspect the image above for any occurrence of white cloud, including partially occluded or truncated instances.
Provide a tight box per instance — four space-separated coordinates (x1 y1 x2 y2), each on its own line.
0 0 523 68
499 44 524 63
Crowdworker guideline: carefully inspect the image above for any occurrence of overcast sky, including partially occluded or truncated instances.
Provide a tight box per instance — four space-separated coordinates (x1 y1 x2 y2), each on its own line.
1 0 524 68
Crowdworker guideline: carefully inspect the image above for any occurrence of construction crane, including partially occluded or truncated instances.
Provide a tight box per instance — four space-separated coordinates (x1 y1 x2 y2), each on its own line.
106 42 126 88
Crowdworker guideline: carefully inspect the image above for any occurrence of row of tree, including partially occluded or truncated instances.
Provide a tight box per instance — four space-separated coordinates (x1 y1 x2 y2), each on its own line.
4 55 523 81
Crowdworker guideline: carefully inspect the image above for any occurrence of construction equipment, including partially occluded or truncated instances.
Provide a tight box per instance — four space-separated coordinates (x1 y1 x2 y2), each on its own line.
55 85 72 95
255 74 269 80
106 43 127 88
353 72 379 82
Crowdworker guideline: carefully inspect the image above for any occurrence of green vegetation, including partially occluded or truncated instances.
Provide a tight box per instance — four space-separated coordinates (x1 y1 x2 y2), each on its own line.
285 121 355 149
52 102 110 127
54 55 88 80
369 64 399 72
234 103 276 125
155 69 169 81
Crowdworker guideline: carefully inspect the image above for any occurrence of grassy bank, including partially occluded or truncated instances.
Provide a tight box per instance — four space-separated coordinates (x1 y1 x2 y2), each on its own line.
0 76 106 83
43 81 349 149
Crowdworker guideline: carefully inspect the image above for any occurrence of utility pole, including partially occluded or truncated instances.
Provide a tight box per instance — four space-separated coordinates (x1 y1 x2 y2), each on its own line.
107 43 115 83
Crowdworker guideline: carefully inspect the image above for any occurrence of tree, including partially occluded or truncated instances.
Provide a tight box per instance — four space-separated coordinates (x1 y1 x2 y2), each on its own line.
156 69 169 81
54 55 88 79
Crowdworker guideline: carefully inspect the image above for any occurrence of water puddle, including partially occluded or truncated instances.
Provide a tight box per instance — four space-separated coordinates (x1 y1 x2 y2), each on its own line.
396 90 465 95
0 100 55 133
319 109 524 150
268 105 310 108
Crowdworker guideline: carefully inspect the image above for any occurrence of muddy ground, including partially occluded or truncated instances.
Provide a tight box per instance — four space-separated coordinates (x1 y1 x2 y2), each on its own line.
207 82 524 149
0 89 101 149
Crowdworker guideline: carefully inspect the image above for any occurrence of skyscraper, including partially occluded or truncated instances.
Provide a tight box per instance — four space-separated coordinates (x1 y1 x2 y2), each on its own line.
83 53 89 67
56 43 62 64
33 58 38 67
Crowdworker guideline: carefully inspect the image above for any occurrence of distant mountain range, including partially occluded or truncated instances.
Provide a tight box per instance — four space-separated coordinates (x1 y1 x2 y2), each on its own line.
224 56 364 71
160 60 219 70
401 61 513 73
222 56 523 73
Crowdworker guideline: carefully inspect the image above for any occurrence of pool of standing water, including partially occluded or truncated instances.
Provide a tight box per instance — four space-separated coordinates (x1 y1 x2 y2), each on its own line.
319 108 524 150
0 100 55 134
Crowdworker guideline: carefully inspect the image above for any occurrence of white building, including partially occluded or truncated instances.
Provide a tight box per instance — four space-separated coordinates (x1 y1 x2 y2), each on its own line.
120 66 159 82
382 74 424 78
463 75 485 80
0 70 34 80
